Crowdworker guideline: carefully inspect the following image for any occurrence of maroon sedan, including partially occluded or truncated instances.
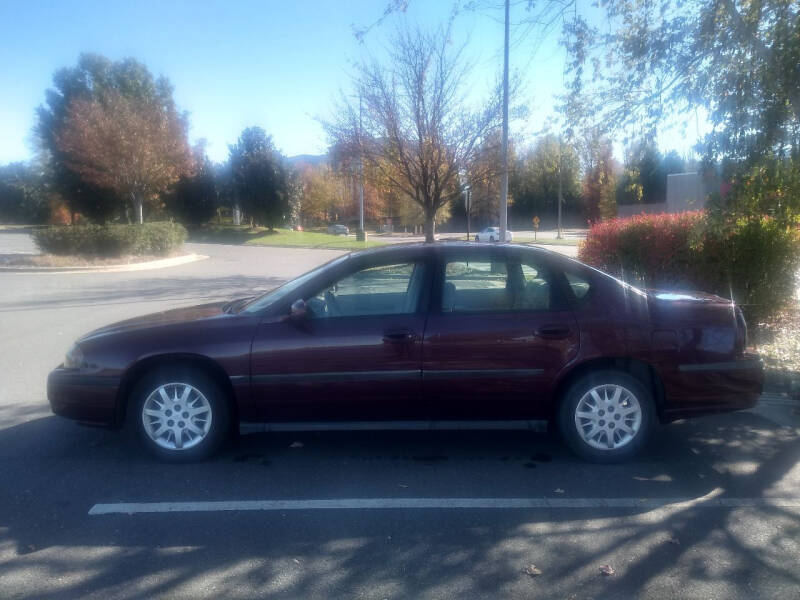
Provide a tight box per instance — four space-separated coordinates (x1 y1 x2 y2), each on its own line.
48 242 763 462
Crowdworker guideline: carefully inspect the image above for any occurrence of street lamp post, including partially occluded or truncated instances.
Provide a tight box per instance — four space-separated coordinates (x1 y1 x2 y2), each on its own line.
557 136 563 239
358 94 365 238
464 186 471 241
499 0 510 242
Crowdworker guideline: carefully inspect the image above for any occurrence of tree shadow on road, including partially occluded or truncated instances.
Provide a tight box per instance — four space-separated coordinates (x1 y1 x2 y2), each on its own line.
0 275 286 312
0 409 798 599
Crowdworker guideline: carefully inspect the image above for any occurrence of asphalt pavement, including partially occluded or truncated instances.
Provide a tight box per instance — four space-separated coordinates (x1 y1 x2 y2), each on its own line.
1 231 799 600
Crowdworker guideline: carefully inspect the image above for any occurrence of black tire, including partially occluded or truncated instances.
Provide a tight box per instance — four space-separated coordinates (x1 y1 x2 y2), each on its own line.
128 366 230 462
558 370 656 463
489 236 496 242
474 235 479 242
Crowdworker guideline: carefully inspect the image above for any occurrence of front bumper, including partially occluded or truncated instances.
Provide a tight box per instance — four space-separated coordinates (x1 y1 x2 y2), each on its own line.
47 368 120 425
661 355 763 422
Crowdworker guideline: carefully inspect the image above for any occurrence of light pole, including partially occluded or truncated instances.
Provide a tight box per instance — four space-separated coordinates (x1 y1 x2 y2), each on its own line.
499 0 510 242
464 185 472 241
557 136 563 239
358 93 365 239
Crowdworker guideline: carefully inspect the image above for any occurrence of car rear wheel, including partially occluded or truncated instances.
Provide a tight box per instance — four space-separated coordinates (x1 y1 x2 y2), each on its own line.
558 370 655 463
129 367 230 461
474 235 479 241
489 236 496 242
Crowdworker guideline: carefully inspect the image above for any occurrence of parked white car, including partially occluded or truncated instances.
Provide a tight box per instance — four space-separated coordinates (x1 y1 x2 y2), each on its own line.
474 227 513 242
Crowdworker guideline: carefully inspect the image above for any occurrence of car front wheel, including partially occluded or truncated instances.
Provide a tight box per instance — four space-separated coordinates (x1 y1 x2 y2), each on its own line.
558 370 655 463
129 367 230 461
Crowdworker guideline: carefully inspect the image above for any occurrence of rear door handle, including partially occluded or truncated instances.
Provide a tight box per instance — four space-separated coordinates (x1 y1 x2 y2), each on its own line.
383 328 415 343
535 325 572 340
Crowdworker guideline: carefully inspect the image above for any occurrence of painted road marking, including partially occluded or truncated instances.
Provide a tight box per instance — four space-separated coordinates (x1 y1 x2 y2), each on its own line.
89 496 800 515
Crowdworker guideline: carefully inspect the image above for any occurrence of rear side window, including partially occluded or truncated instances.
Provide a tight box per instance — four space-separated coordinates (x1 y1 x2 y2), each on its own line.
442 256 551 313
516 261 551 311
565 272 591 300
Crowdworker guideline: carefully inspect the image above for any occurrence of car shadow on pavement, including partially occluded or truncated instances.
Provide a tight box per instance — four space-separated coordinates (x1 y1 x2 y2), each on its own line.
0 410 799 599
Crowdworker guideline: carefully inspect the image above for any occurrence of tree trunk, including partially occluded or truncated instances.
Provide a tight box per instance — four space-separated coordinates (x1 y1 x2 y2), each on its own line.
133 195 143 224
423 212 435 243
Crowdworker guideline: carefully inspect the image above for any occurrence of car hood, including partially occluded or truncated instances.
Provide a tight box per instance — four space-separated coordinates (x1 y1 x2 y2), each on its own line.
79 301 232 341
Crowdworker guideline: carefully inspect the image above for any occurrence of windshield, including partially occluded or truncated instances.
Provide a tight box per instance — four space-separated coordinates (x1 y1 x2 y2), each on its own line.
240 255 349 314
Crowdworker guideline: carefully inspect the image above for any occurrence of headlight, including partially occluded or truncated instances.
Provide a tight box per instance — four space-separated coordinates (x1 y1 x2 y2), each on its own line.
64 344 86 369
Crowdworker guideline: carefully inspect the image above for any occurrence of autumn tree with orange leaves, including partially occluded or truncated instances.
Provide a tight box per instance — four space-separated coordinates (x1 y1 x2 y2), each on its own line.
56 91 192 224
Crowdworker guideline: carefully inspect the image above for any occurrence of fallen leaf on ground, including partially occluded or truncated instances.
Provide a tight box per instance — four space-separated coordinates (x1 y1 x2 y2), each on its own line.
293 558 301 565
289 441 304 448
554 488 565 494
397 484 408 488
523 564 542 577
667 536 680 545
599 564 615 576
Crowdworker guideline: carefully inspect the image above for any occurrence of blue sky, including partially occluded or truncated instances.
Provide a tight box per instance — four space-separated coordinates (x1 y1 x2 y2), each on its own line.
0 0 701 165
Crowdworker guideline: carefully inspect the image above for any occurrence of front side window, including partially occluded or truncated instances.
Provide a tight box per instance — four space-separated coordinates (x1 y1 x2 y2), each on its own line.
307 262 423 318
442 255 552 313
241 255 349 314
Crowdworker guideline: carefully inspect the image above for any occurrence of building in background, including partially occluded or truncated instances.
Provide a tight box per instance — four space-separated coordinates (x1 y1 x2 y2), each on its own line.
618 172 711 217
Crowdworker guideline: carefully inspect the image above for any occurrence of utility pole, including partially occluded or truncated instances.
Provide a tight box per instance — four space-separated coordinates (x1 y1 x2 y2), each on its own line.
557 137 563 239
465 187 471 241
358 93 365 237
499 0 510 242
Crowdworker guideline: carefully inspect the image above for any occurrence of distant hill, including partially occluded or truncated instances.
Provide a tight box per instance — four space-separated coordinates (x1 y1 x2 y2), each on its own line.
287 154 328 167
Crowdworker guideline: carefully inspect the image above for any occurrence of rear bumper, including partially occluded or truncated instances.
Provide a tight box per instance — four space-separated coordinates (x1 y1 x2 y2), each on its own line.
47 368 120 426
661 355 763 422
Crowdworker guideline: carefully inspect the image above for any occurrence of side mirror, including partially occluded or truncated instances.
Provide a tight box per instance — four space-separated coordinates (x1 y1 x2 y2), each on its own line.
289 298 308 320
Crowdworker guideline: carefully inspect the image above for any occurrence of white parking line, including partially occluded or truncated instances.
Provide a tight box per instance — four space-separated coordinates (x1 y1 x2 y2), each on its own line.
89 495 800 515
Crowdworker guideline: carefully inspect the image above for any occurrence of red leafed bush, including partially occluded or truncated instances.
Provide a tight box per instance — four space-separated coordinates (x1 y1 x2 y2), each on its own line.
578 211 800 321
579 212 705 286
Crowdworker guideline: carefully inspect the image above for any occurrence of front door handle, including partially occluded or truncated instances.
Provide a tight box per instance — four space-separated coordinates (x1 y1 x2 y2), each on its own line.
383 328 415 343
535 325 572 340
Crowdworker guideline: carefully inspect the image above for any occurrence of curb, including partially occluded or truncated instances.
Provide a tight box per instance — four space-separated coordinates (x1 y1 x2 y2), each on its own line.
763 369 800 399
0 253 209 274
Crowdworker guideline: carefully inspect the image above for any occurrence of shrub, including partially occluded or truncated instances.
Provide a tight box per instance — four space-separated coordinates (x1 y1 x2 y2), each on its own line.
579 211 705 287
33 222 188 257
578 211 800 321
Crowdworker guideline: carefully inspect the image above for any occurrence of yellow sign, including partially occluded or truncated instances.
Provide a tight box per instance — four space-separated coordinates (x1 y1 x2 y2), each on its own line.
533 216 540 228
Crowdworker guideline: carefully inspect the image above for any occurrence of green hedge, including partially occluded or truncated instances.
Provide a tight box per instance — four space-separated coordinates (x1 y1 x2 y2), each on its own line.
32 222 188 257
579 211 800 321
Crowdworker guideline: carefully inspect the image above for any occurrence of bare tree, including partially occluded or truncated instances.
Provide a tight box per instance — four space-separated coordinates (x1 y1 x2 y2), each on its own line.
328 25 499 242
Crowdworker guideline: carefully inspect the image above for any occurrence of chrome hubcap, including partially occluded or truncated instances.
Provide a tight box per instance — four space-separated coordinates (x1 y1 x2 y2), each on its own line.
142 383 212 451
574 384 642 450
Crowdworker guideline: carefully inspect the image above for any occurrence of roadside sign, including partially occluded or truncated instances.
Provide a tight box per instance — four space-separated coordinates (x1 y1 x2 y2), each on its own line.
533 216 539 240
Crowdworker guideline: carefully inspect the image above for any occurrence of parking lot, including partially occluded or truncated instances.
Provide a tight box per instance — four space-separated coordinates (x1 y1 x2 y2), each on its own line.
1 232 799 599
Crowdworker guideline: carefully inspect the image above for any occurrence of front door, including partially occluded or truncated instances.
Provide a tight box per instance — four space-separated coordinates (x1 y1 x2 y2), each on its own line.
422 248 579 420
249 256 431 421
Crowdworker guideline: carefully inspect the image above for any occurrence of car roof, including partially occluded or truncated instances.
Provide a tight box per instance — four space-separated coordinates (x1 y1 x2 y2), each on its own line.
347 241 569 263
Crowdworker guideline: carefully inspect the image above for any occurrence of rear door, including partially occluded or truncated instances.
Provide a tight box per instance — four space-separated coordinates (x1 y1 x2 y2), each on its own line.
422 246 579 420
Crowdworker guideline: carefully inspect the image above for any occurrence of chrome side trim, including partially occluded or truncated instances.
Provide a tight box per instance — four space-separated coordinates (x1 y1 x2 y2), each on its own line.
235 368 545 385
